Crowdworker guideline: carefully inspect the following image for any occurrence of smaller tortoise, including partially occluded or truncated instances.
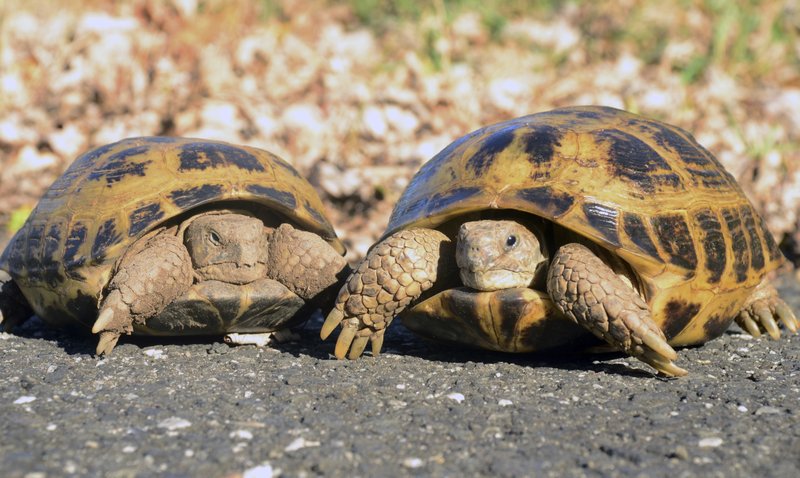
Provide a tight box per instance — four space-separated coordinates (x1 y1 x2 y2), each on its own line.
322 106 798 376
0 137 348 355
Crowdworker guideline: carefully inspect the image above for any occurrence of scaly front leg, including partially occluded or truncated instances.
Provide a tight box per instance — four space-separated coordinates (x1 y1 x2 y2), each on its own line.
547 243 686 377
321 228 453 359
93 232 193 355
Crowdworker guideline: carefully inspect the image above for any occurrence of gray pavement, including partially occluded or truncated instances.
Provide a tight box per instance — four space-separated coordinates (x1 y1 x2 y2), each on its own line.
1 277 799 478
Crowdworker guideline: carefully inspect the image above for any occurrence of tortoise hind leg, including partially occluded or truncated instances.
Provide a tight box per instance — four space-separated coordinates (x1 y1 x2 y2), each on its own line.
93 232 193 355
547 243 687 377
0 270 34 332
735 280 798 339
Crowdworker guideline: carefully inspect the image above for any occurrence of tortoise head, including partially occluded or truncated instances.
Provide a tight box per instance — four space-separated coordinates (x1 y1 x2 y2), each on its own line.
455 220 548 291
184 213 268 284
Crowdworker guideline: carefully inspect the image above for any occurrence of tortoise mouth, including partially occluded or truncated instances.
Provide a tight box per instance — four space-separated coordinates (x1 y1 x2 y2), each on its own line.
195 261 267 284
458 267 536 291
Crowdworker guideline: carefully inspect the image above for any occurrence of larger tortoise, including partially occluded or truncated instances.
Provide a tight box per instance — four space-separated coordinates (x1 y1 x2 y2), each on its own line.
322 105 798 376
0 137 348 355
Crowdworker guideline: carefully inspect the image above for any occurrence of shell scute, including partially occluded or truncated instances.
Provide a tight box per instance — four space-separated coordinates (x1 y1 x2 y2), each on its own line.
692 208 726 284
87 145 152 185
177 141 265 172
650 213 698 272
426 187 482 216
596 128 684 194
63 222 88 279
740 206 765 271
582 202 620 247
41 223 63 287
128 202 166 237
91 219 122 264
520 124 562 167
648 124 714 167
515 186 574 218
721 207 750 283
465 123 517 176
168 184 225 210
662 300 702 339
244 184 297 210
621 212 660 262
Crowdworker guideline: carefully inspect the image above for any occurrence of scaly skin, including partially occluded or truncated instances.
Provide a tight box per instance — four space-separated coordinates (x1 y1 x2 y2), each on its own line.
547 243 686 377
94 232 194 355
267 223 350 303
321 228 452 359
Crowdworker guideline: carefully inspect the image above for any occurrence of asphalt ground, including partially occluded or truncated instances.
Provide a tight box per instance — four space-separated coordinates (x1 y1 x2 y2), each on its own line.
1 276 799 478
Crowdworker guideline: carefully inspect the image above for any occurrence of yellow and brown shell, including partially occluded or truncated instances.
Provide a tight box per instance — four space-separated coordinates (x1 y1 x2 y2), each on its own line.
391 106 784 349
0 137 343 328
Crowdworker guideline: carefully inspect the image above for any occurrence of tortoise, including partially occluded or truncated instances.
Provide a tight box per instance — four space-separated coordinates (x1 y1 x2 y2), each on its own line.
321 105 798 376
0 137 349 355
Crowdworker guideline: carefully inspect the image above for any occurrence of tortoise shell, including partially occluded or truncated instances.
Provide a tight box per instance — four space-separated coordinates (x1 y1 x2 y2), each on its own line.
390 106 784 349
0 137 343 329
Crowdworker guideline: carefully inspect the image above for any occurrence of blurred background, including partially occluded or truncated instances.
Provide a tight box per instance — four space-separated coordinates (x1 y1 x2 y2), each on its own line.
1 0 799 267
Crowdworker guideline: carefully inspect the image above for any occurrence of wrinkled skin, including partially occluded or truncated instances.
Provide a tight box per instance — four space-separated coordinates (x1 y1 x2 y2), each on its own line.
456 220 547 291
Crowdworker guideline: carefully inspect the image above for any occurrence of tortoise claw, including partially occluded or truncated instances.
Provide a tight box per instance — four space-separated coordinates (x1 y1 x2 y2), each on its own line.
736 285 797 340
370 330 385 357
774 301 798 334
320 308 343 340
737 311 762 338
753 303 780 340
96 331 121 356
348 335 370 360
333 319 358 359
641 349 688 377
92 307 115 334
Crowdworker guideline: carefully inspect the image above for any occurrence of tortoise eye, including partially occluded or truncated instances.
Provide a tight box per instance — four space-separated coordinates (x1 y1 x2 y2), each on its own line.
506 235 517 248
208 231 222 246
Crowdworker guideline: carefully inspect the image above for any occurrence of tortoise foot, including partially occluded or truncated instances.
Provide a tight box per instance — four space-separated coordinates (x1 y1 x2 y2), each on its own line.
736 282 798 339
321 228 450 359
548 243 687 377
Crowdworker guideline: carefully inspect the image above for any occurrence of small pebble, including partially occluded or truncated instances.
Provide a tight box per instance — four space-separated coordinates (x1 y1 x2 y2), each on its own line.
498 399 513 407
402 457 424 469
737 405 748 413
447 393 465 403
243 462 274 478
230 430 254 440
144 349 165 359
755 406 782 415
14 396 36 404
285 437 320 452
698 437 723 448
157 417 192 430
